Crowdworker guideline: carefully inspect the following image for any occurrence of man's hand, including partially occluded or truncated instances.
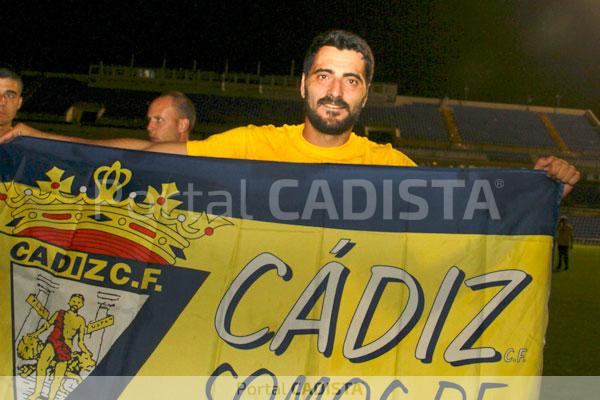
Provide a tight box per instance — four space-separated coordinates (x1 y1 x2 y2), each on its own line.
534 156 580 199
0 123 20 144
0 122 42 144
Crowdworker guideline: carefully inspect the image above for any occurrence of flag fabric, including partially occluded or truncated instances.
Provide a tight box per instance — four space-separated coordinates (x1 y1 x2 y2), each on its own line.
0 138 560 399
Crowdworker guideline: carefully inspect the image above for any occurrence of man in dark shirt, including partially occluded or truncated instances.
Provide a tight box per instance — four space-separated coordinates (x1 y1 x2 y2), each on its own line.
556 216 574 271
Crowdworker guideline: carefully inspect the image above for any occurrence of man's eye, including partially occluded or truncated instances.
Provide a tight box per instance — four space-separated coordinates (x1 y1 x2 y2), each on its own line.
5 92 16 99
317 74 328 80
346 78 358 86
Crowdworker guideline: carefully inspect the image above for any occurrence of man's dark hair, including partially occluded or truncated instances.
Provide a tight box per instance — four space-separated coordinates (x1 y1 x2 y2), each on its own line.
160 91 197 132
303 30 375 86
0 67 23 94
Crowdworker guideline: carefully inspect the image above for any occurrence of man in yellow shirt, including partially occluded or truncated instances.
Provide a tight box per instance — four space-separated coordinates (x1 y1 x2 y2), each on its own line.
181 31 415 166
2 31 579 192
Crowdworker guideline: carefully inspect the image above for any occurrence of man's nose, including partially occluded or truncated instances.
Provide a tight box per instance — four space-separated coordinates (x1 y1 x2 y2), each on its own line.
327 77 343 98
0 94 7 106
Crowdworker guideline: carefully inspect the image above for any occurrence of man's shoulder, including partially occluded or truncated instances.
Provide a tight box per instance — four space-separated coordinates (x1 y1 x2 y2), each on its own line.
214 124 303 135
187 124 303 158
349 133 397 149
351 134 417 166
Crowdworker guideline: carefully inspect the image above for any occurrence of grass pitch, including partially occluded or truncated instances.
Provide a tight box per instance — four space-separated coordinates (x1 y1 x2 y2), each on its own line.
544 244 600 375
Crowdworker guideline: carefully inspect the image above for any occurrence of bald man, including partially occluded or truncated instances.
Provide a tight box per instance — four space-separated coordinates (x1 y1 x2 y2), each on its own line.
146 91 196 142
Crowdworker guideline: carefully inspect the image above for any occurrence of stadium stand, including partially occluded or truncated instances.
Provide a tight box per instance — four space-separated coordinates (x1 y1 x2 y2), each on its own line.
21 77 94 115
453 106 556 148
547 113 600 151
21 77 158 124
539 113 569 152
564 184 600 208
561 212 600 244
87 88 158 119
440 107 461 144
192 95 303 126
359 103 448 142
486 152 534 164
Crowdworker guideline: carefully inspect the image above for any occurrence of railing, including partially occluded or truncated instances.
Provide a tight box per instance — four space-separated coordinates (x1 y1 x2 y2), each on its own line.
87 64 397 102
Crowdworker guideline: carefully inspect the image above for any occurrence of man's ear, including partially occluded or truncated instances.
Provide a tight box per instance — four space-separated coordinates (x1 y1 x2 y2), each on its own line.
178 118 190 135
300 73 306 99
361 85 370 108
17 95 23 110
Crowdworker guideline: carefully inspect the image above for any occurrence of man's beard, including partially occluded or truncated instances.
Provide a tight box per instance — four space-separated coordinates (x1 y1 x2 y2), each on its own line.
304 93 363 136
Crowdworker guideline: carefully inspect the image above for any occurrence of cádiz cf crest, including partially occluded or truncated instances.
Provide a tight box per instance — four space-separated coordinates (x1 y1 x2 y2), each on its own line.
1 161 230 400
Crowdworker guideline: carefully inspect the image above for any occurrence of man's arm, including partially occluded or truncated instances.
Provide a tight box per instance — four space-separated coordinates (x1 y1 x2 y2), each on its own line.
30 311 57 338
77 318 91 355
0 123 186 155
534 156 580 199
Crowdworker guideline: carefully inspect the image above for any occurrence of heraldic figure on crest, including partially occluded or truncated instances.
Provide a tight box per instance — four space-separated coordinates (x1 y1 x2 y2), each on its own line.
17 294 95 400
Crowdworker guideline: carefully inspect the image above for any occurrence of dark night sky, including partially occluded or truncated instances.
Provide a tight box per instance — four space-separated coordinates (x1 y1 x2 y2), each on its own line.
3 0 600 114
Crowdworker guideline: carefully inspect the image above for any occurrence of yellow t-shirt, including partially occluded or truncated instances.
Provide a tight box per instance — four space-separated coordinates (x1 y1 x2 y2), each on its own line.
186 124 416 166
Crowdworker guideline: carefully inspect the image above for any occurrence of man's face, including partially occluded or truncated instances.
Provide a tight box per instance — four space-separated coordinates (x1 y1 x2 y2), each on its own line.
146 97 188 142
69 295 84 312
301 46 369 136
0 78 22 129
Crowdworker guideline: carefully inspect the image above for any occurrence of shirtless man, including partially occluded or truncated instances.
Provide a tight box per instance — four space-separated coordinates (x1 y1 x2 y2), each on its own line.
27 294 91 400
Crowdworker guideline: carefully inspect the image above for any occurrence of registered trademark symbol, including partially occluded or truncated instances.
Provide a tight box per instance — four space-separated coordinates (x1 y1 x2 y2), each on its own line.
495 179 504 189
